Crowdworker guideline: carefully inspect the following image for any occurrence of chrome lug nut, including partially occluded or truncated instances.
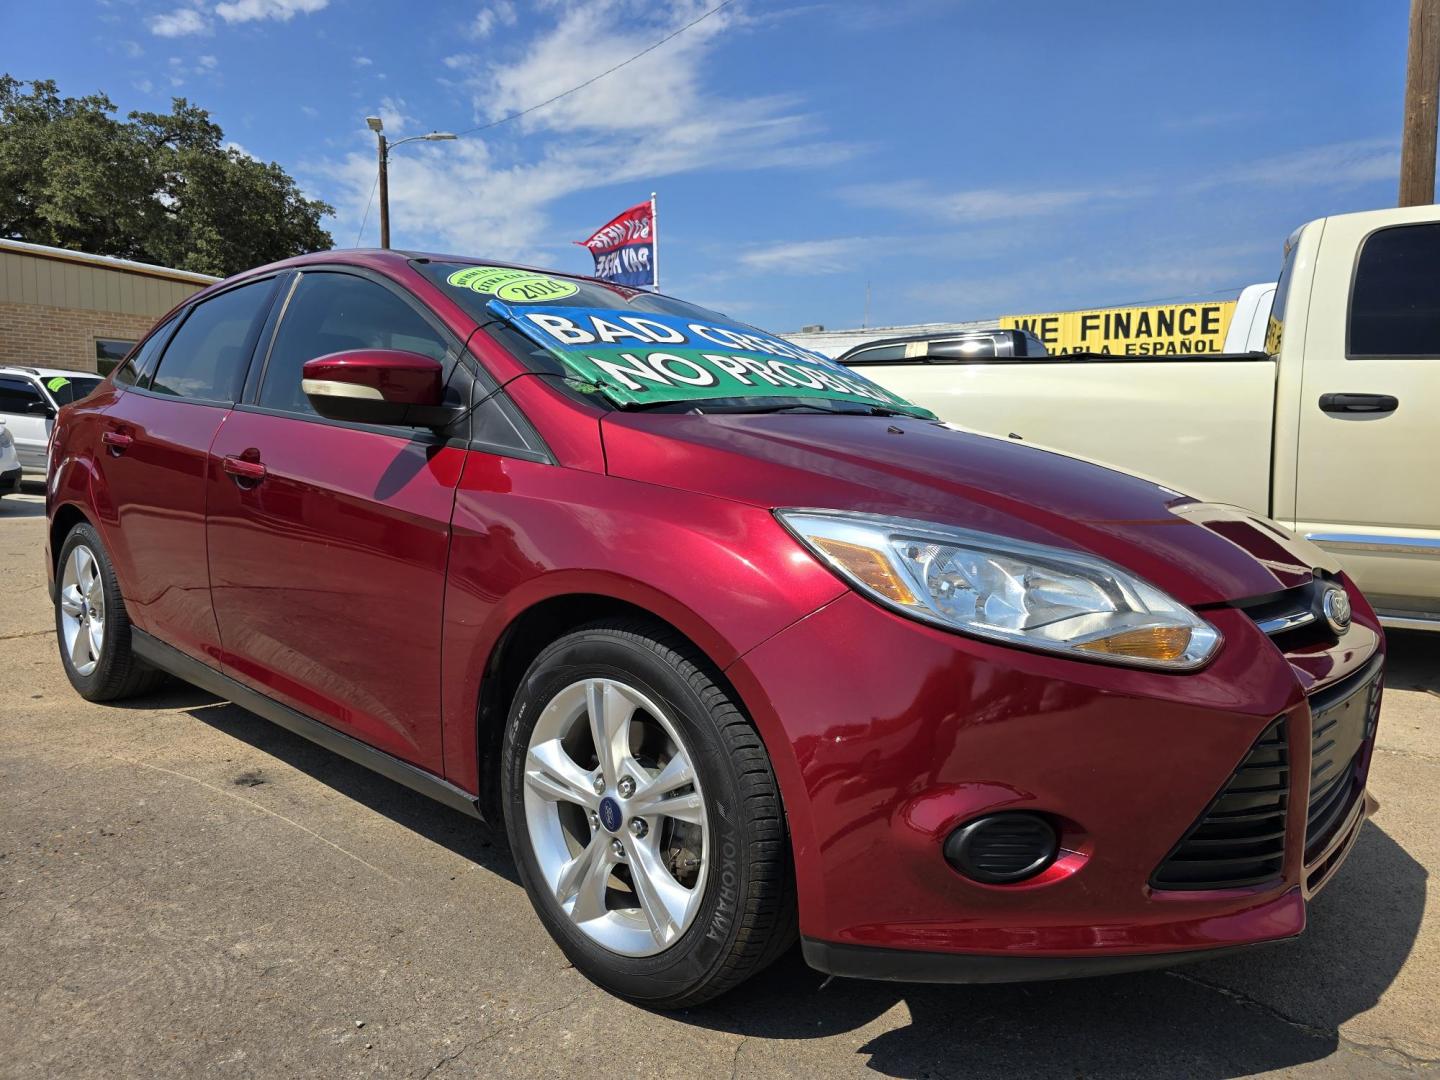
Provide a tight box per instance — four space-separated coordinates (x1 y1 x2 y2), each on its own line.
610 839 626 858
617 775 636 798
628 818 648 839
587 810 601 831
592 776 606 796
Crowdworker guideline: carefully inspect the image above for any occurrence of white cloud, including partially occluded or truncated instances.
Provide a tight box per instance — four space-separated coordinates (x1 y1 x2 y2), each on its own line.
844 180 1117 223
314 0 856 259
148 7 210 36
121 39 144 57
467 1 517 40
737 238 874 274
300 104 320 118
214 0 328 25
197 53 218 68
1197 137 1399 190
354 55 373 67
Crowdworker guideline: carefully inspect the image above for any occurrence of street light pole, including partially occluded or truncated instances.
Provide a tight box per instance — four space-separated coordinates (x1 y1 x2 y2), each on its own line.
376 130 390 249
364 117 457 249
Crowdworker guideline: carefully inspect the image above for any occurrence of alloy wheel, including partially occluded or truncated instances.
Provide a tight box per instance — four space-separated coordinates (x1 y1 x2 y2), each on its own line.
521 677 709 957
59 544 105 677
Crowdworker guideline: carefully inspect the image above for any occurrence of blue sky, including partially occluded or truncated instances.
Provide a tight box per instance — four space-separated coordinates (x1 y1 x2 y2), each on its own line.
1 0 1416 330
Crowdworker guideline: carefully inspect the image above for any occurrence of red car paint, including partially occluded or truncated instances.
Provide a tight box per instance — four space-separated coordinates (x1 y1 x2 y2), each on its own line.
46 249 1383 977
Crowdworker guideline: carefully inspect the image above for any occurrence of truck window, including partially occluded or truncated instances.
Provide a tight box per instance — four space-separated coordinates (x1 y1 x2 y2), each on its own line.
1265 240 1297 356
1348 222 1440 358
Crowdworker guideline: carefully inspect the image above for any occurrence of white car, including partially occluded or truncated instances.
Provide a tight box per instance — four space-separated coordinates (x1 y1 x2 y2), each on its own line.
0 366 106 477
0 420 21 498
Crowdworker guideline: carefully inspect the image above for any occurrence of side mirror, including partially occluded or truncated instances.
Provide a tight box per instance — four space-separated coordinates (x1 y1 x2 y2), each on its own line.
301 349 455 427
28 399 56 417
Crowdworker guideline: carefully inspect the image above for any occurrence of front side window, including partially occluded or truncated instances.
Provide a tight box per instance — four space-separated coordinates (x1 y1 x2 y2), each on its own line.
114 319 175 389
258 272 451 416
1349 222 1440 358
43 375 104 405
0 375 46 416
150 280 275 402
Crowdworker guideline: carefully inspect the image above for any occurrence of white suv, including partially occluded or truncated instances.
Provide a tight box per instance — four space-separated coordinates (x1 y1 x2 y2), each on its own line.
0 366 106 477
0 420 21 498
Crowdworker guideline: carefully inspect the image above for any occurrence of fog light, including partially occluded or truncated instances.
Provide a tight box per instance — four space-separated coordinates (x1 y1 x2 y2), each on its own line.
944 812 1059 884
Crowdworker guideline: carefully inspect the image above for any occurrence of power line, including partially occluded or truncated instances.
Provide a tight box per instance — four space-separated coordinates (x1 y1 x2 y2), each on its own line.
354 173 379 247
455 0 736 138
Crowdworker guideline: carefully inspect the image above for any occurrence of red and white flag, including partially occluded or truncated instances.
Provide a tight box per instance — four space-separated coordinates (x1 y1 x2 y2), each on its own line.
576 196 658 288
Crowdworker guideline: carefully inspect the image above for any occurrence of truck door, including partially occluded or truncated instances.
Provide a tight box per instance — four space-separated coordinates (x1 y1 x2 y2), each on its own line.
1292 212 1440 625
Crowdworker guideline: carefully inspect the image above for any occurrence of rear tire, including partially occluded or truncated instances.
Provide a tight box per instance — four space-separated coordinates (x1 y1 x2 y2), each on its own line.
501 617 796 1008
54 522 167 702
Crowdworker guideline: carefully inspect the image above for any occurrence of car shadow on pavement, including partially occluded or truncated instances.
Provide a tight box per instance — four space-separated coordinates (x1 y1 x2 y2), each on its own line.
1384 629 1440 694
167 693 521 887
115 682 1426 1078
679 822 1426 1079
0 496 46 519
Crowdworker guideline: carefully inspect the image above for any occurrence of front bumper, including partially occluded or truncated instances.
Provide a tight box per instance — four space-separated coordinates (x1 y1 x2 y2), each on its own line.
725 581 1383 981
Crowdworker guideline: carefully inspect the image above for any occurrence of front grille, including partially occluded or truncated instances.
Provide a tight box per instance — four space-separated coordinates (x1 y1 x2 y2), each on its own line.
1151 717 1289 890
1304 659 1382 862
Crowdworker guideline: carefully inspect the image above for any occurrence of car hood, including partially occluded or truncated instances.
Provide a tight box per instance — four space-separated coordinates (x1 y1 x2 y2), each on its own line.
600 413 1340 607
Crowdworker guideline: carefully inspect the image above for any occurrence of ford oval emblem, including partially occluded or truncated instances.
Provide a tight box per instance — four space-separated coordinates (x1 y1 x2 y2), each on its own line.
598 796 623 833
1322 586 1352 635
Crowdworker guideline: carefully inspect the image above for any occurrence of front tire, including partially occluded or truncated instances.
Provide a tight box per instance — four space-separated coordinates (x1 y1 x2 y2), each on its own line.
501 618 796 1008
54 522 166 702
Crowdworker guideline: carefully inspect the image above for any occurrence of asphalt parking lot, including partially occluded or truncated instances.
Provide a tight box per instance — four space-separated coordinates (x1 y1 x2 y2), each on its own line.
1 489 1438 1079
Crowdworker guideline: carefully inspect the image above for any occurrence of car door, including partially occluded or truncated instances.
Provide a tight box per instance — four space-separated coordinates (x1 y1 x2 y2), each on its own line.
205 268 469 771
1293 213 1440 623
96 277 280 663
0 374 53 472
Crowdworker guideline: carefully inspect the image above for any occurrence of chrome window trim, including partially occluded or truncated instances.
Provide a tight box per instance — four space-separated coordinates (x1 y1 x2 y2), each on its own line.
1305 533 1440 557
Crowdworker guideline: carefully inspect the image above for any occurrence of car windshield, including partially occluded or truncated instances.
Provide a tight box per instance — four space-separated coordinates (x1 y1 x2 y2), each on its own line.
414 261 934 418
43 375 103 405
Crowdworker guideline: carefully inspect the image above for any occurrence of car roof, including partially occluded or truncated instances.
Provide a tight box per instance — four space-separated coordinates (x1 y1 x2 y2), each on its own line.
196 248 672 302
0 365 103 380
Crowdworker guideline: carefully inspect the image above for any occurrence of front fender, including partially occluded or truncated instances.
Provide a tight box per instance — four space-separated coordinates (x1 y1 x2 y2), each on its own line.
437 452 845 792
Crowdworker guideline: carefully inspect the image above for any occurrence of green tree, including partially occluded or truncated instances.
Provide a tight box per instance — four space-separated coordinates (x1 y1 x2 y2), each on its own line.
0 76 333 276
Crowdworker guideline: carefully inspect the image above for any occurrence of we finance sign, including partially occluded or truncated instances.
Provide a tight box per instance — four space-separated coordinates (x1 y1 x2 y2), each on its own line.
1001 301 1237 356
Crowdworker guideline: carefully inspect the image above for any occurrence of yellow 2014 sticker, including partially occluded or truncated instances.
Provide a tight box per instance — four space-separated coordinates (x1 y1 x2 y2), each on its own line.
446 266 579 303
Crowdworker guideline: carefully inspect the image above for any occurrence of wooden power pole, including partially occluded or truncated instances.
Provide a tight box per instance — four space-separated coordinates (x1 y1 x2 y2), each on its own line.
1400 0 1440 206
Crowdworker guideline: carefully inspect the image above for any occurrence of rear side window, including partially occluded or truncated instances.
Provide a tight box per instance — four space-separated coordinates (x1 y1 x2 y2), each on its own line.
1349 222 1440 357
258 272 451 416
150 280 276 402
0 376 45 416
114 321 174 388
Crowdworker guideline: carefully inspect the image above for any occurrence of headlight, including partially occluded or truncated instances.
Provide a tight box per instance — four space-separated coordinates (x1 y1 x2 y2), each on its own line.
777 510 1220 670
0 425 11 449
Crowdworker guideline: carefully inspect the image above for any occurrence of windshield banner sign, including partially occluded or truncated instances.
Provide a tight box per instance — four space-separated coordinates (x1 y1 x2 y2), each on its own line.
491 302 929 413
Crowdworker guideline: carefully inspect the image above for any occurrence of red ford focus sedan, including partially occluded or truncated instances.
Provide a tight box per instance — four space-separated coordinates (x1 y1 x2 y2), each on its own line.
46 251 1383 1007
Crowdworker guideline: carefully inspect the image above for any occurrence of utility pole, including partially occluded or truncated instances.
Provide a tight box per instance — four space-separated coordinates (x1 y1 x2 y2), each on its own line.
376 131 390 249
1400 0 1440 206
364 117 456 249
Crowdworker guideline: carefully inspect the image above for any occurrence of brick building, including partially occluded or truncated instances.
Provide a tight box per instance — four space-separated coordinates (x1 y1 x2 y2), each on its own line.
0 238 217 374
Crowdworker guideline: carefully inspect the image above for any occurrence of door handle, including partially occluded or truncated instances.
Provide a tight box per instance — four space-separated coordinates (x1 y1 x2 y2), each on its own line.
1319 392 1398 414
101 430 133 454
223 455 267 483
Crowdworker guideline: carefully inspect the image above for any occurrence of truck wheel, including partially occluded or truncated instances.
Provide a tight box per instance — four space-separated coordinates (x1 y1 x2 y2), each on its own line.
54 523 166 702
501 618 796 1008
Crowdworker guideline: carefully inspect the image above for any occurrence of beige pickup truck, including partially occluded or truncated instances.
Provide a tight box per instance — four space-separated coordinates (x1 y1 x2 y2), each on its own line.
843 205 1440 631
